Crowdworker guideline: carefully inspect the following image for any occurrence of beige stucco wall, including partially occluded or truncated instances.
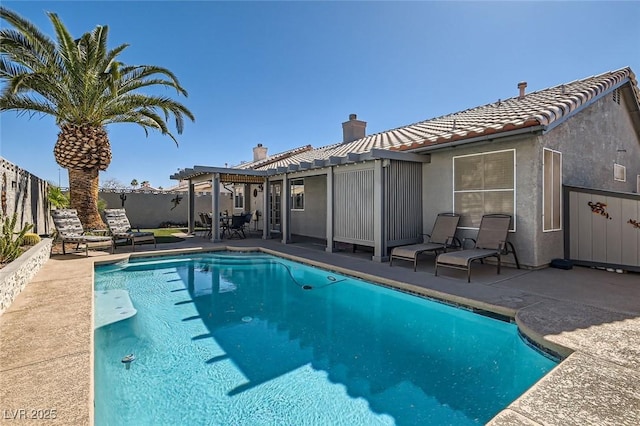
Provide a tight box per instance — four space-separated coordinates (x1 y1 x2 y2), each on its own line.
537 89 640 266
422 87 640 268
544 89 640 193
422 136 540 268
99 192 216 228
290 175 327 239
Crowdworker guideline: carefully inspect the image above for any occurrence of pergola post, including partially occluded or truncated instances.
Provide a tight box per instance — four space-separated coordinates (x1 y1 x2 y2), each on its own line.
187 179 195 234
262 177 270 239
211 173 221 242
325 167 335 252
372 159 388 262
281 173 291 244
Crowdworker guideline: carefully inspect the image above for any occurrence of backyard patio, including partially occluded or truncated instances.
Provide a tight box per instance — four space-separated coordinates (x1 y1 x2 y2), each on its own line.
1 234 639 425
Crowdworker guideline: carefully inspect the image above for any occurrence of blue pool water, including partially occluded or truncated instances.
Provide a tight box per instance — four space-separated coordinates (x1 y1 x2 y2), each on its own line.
94 252 557 425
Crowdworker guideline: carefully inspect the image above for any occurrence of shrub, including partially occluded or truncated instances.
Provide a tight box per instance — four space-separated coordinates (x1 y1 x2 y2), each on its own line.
23 233 41 246
47 184 69 209
0 213 34 264
158 221 187 228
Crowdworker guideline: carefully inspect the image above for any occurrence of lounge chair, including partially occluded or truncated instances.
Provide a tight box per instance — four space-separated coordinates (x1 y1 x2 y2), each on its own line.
103 209 156 251
435 214 520 282
390 213 461 271
50 209 114 256
199 212 212 238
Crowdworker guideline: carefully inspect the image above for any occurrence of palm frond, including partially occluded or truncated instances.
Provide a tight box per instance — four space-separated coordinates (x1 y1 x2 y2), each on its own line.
1 6 194 141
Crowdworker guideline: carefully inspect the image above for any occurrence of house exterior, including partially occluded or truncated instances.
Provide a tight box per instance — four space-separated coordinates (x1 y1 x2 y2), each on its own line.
172 67 640 269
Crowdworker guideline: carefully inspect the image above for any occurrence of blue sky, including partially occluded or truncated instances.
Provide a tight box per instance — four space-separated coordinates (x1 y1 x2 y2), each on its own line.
1 1 639 189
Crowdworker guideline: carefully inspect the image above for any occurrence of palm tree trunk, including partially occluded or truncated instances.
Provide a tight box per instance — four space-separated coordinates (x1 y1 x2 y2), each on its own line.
68 168 104 230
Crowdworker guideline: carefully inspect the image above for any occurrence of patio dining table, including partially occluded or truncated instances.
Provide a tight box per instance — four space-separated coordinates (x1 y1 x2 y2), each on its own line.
219 214 231 238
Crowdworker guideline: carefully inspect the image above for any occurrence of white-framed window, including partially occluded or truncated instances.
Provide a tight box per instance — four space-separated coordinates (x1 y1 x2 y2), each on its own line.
543 148 562 231
234 186 244 209
614 163 626 182
453 149 516 230
290 179 304 210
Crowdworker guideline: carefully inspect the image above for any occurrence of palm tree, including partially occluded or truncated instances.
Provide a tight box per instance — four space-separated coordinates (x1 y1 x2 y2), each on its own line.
0 7 195 229
46 183 69 209
130 179 139 189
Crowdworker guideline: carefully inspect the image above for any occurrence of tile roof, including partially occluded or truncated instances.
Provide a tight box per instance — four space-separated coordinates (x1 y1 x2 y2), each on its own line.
244 67 638 170
234 145 314 170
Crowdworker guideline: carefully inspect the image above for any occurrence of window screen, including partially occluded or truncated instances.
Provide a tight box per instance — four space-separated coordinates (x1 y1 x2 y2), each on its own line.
543 148 562 231
290 179 304 210
234 186 244 209
614 163 626 182
453 150 515 229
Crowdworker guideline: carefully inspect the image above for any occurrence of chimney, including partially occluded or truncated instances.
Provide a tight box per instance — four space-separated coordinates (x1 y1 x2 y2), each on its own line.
342 114 366 143
253 143 267 162
518 81 527 99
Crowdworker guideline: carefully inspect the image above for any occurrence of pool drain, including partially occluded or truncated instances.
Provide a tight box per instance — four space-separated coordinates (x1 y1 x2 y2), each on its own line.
121 354 136 370
241 316 253 323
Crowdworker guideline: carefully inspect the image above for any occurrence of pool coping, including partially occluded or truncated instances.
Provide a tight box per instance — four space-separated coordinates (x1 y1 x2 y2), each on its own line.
2 242 639 425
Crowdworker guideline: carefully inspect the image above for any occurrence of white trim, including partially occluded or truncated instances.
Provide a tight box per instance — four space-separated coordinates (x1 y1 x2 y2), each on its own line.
542 148 562 232
614 163 626 182
233 185 245 210
290 178 305 211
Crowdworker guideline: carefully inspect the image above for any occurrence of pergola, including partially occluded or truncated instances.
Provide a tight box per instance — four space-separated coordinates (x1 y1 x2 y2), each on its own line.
171 148 429 260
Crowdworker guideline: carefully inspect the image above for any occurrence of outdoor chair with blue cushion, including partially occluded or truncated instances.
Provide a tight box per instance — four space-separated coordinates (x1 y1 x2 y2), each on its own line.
390 213 461 271
103 208 156 251
435 213 520 282
51 209 114 256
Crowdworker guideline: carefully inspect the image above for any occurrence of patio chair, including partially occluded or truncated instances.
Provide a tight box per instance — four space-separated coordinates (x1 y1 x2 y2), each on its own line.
103 209 156 252
390 213 461 271
435 214 520 282
228 214 247 239
242 211 253 235
199 212 212 238
50 209 114 256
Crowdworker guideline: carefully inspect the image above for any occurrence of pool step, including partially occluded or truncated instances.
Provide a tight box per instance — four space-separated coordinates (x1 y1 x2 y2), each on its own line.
94 289 137 329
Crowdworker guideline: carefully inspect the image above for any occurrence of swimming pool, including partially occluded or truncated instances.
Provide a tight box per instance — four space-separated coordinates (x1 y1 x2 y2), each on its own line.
94 251 557 425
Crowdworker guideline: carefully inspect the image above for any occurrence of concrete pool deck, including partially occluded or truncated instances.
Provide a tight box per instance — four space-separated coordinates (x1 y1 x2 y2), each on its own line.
1 235 639 425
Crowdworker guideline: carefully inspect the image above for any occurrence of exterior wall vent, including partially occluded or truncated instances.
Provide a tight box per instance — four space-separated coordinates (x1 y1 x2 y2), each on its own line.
614 163 626 182
612 88 621 105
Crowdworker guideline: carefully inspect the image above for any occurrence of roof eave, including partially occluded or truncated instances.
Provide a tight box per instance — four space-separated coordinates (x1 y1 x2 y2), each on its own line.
543 77 633 134
397 124 546 154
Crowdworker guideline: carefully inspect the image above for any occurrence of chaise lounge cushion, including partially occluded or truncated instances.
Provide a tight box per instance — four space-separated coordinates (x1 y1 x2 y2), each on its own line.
50 209 114 256
104 209 156 251
391 243 445 260
435 248 499 267
389 213 461 271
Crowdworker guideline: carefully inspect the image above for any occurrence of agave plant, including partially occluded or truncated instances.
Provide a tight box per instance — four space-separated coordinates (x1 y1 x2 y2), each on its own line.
0 7 195 229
